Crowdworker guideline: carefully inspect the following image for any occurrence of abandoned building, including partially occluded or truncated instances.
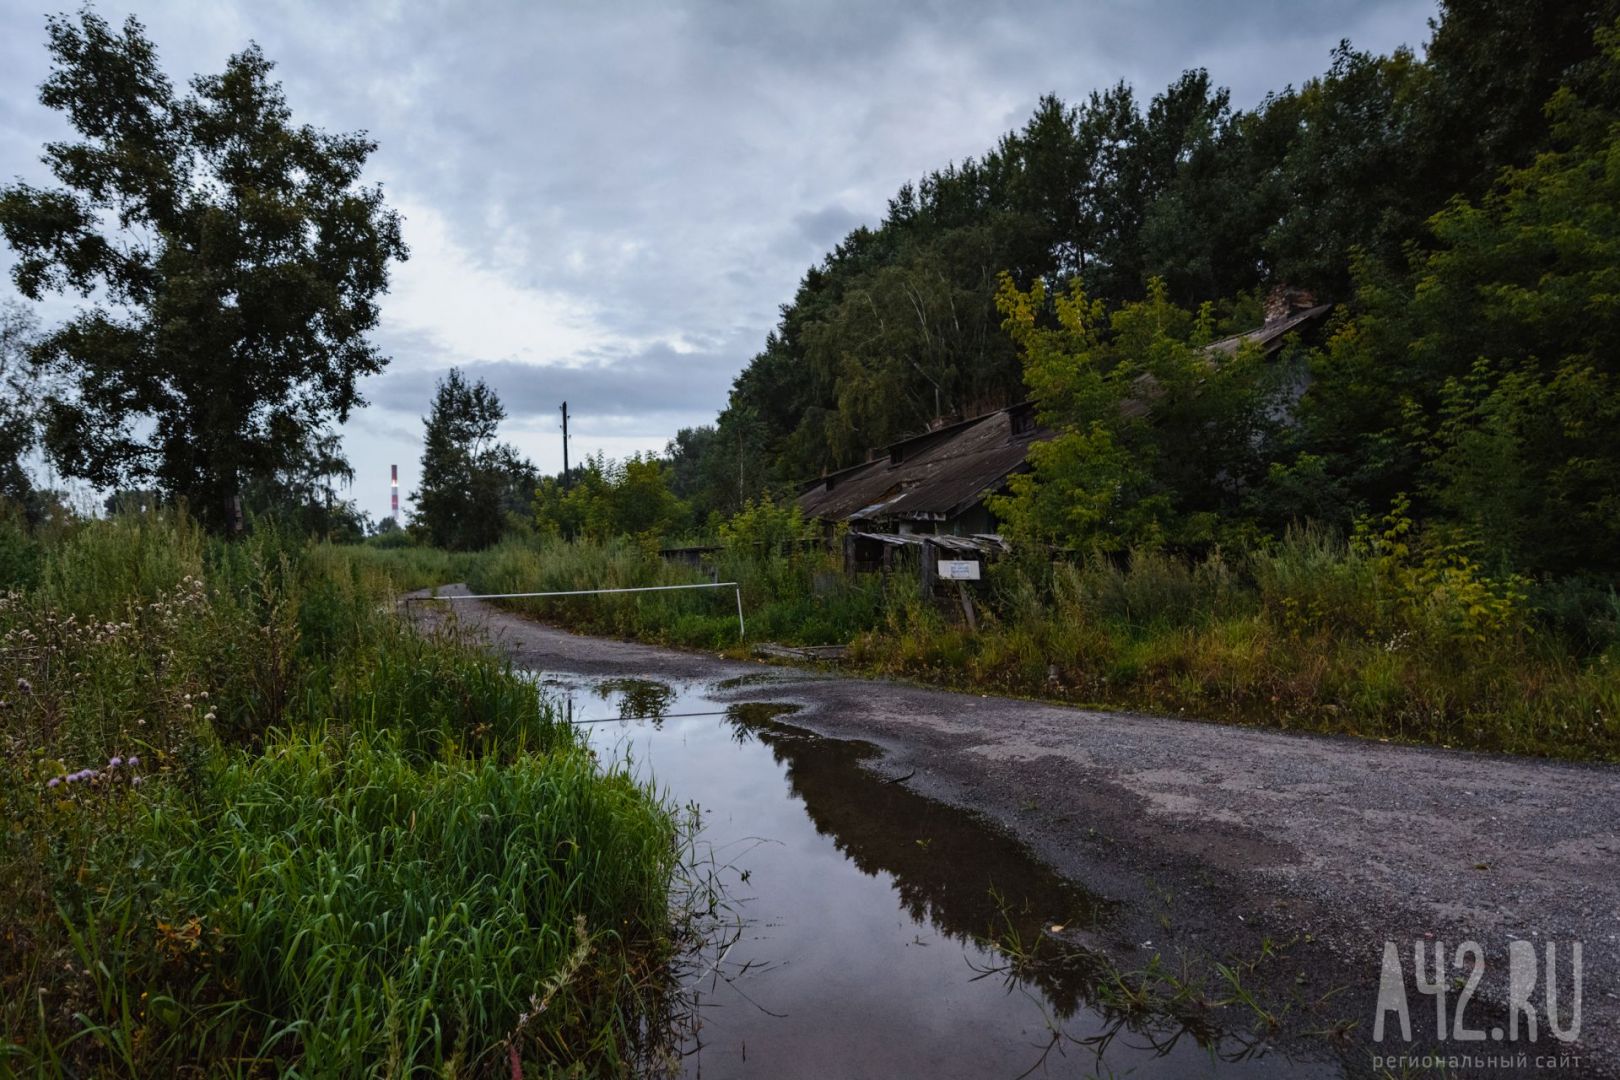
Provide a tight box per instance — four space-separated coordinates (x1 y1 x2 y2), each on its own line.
795 286 1331 560
1208 286 1330 357
797 401 1048 538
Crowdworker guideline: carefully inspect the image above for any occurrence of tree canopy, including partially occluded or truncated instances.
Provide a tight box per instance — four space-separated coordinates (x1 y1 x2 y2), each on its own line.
411 369 536 551
0 10 406 531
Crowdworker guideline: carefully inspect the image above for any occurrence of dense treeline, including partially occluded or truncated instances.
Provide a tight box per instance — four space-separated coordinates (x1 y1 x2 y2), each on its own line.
983 13 1620 589
660 0 1620 527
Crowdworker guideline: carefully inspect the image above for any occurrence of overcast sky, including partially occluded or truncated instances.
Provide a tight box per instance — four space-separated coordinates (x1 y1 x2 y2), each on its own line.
0 0 1439 522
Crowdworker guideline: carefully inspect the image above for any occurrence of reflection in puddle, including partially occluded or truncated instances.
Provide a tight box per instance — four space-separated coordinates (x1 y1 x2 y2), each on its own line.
544 674 1335 1079
594 677 678 723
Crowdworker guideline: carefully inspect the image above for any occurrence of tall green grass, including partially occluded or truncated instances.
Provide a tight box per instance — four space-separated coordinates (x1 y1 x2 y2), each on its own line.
854 530 1620 759
0 513 679 1077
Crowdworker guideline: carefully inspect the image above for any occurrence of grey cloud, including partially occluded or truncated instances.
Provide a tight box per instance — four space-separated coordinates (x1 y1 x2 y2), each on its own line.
793 204 869 248
367 344 743 431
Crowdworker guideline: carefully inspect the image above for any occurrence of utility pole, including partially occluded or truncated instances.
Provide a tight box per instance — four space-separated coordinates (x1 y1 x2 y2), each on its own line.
559 401 571 488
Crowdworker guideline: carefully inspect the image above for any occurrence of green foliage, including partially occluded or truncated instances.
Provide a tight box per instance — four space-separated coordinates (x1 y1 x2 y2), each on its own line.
989 276 1285 550
412 368 537 551
0 513 678 1075
1302 20 1620 576
1261 43 1425 294
717 495 815 555
0 11 407 532
0 512 43 589
664 424 734 521
148 728 673 1076
850 535 1619 761
1350 494 1530 647
673 1 1620 533
534 452 689 546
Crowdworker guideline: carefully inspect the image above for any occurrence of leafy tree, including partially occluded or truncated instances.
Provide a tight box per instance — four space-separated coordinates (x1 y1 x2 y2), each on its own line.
989 275 1288 551
1303 21 1620 575
665 424 736 521
412 369 533 550
0 11 406 532
534 452 688 543
1412 0 1620 209
718 494 815 555
242 429 369 540
1262 43 1424 295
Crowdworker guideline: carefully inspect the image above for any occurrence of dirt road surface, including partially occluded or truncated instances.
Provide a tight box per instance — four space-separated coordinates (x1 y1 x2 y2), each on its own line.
411 586 1620 1074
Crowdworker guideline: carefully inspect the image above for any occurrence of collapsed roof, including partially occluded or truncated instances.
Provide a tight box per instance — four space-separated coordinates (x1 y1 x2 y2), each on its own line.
797 294 1331 528
797 404 1049 526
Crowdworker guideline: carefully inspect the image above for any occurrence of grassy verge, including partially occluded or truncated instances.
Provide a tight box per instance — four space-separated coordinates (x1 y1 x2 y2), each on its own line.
372 530 1620 761
461 535 892 649
0 514 680 1077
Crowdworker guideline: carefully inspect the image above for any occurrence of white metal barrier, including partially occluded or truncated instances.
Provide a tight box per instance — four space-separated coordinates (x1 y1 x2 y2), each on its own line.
414 581 746 640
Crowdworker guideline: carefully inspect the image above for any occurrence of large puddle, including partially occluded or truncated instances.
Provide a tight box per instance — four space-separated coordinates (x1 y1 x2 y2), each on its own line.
543 672 1341 1078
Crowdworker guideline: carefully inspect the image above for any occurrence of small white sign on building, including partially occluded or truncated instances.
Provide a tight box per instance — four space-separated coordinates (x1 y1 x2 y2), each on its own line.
937 559 981 581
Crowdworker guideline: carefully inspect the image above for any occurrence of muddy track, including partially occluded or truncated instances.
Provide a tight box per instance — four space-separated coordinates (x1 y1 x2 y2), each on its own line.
409 585 1620 1075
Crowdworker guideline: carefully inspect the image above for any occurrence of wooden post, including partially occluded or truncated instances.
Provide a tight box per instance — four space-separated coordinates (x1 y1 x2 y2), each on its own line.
957 581 978 632
559 401 570 485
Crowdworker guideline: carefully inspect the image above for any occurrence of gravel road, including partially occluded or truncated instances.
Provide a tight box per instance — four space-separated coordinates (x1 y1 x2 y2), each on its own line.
410 586 1620 1075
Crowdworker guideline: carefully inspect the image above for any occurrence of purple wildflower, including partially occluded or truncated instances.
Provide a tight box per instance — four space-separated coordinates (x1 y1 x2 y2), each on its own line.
108 756 123 768
127 755 140 767
46 777 60 788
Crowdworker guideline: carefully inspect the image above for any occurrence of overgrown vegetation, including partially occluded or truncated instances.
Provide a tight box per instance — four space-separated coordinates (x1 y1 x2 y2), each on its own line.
383 514 1618 761
0 514 680 1076
461 499 888 649
662 0 1620 518
853 527 1618 761
361 11 1620 766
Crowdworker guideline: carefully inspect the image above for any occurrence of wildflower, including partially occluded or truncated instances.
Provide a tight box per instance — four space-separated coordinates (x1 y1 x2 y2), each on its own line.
108 756 123 768
127 755 140 767
16 677 30 693
204 711 216 722
46 777 60 789
132 776 144 786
